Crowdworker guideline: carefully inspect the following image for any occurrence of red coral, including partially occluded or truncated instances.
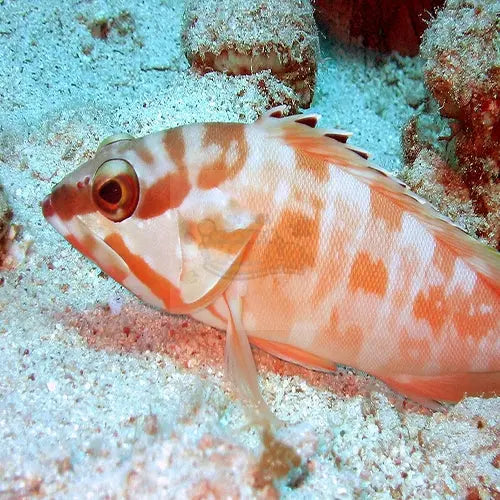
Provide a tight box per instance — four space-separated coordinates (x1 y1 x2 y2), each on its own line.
314 0 444 56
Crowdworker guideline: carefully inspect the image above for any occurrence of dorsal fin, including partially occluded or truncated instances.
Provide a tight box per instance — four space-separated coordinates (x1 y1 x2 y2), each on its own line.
260 106 353 145
294 114 320 128
343 143 370 159
259 107 500 290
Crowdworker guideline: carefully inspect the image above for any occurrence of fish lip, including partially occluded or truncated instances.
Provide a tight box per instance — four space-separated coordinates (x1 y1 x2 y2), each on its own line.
42 194 55 220
42 192 71 237
42 191 85 248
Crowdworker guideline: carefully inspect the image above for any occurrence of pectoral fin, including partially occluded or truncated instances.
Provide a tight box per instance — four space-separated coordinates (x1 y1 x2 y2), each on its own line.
223 293 278 427
249 336 337 373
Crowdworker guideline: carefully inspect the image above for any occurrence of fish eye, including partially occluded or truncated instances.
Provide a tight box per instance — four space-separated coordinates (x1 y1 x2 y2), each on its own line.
92 159 139 222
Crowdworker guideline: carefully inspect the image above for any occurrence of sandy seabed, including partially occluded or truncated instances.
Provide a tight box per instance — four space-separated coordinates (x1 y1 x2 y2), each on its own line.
0 0 498 498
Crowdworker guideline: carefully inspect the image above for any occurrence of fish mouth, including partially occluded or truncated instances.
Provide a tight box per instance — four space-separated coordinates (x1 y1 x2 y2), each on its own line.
42 192 130 283
42 192 93 261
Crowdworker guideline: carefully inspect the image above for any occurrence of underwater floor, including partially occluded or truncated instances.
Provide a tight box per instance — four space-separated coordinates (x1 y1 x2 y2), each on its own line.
0 0 498 497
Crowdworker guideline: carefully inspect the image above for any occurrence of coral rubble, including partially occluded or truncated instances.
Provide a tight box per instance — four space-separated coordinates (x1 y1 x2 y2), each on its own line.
401 0 500 248
182 0 319 107
0 186 31 270
314 0 444 56
0 185 13 262
79 11 137 41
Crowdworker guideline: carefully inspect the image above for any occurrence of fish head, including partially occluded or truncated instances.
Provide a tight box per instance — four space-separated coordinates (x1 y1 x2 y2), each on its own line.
42 133 185 311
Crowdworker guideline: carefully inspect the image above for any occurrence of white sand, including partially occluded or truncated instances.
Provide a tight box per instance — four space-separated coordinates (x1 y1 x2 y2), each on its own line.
0 0 498 497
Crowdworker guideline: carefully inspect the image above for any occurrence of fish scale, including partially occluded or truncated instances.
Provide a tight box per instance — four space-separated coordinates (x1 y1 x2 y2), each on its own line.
42 106 500 421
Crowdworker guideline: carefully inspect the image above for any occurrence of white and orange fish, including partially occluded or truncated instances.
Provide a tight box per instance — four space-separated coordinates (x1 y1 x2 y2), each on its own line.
43 107 499 419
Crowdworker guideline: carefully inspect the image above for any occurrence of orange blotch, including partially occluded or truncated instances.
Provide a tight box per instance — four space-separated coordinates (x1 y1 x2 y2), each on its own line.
104 232 187 313
260 208 320 274
163 127 187 168
452 281 497 341
296 151 330 182
312 194 325 211
197 124 248 189
197 163 231 189
136 128 191 218
310 229 346 305
370 189 402 232
50 183 94 221
412 285 449 335
186 217 258 255
310 197 362 304
348 251 388 296
135 145 155 165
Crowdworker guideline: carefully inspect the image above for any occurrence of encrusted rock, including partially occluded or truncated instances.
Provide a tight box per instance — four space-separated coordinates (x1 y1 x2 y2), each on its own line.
401 0 500 249
182 0 319 107
401 120 491 242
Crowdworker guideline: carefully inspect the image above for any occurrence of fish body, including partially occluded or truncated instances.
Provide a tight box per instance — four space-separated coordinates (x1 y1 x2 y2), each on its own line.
43 107 500 411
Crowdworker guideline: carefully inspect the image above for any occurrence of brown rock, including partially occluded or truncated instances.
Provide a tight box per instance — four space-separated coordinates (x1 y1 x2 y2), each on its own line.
315 0 444 56
182 0 319 107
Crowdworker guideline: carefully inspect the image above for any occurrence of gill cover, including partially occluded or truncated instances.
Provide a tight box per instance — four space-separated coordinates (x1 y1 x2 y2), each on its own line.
177 189 262 306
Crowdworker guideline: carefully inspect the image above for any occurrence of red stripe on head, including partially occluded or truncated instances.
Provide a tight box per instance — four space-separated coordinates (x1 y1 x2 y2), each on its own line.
50 183 94 221
104 232 188 313
197 123 248 189
136 128 191 219
136 171 190 218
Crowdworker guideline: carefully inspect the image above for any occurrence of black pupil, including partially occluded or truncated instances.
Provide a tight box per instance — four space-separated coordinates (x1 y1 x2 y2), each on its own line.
99 180 122 205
